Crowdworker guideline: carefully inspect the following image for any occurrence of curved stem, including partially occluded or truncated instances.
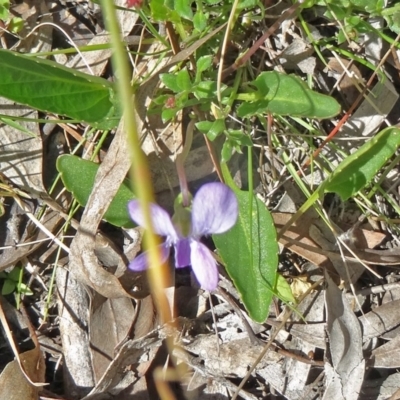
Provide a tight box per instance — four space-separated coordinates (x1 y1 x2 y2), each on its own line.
176 119 195 207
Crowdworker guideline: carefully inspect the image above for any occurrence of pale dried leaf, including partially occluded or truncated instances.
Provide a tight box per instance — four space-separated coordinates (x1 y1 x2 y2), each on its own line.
370 335 400 368
12 0 52 53
359 299 400 340
0 101 44 195
90 295 136 382
324 272 364 400
83 328 163 397
56 268 95 398
0 348 45 400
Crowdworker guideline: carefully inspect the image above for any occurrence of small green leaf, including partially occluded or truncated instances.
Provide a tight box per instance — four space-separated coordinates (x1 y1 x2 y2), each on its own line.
206 118 225 141
18 283 33 296
8 17 24 33
237 71 341 119
8 266 21 282
0 0 9 20
196 120 213 133
174 0 193 19
193 9 208 32
193 81 219 99
56 155 135 227
196 55 213 74
161 73 181 93
150 0 170 20
162 107 180 122
221 140 234 162
227 129 253 146
324 127 400 200
213 190 279 323
275 274 296 304
2 280 15 296
176 69 192 91
0 49 120 129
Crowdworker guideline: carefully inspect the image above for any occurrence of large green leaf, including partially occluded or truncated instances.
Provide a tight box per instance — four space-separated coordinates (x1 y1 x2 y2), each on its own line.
56 155 135 227
237 71 340 119
0 49 120 129
213 190 278 323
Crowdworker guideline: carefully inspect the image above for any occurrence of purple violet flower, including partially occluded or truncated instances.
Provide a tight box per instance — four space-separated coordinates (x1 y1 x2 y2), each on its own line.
127 182 238 291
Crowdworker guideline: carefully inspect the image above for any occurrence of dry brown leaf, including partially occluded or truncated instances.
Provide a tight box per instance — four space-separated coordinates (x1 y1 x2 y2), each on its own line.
0 348 46 400
274 211 389 268
82 327 164 398
90 294 136 382
0 297 46 399
324 272 365 400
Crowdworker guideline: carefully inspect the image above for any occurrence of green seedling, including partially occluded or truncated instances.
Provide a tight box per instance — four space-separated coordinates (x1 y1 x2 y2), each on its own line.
278 126 400 239
0 266 33 297
56 155 135 228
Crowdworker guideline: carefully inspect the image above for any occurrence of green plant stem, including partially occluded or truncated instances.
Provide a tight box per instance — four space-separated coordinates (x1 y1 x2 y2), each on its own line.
100 1 172 323
176 119 195 207
247 145 253 277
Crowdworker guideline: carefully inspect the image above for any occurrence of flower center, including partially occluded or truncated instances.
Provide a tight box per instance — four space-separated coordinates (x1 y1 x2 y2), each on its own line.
172 194 192 237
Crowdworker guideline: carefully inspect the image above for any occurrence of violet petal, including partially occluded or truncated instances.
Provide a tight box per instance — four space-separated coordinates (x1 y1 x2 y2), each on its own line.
128 242 171 271
191 182 238 237
127 200 178 240
174 238 191 268
190 240 219 291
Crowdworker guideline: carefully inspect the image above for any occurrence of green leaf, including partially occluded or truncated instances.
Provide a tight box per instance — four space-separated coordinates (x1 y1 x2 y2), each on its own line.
193 81 220 99
213 190 278 323
196 55 213 74
2 280 15 296
237 71 341 119
18 283 33 296
9 17 24 33
174 0 193 19
0 49 120 129
205 118 225 141
227 129 253 146
193 9 208 32
176 69 192 91
8 266 21 282
221 140 234 162
162 107 180 122
0 0 9 20
161 73 181 92
150 0 171 20
324 127 400 200
275 274 296 304
56 155 135 227
196 120 213 133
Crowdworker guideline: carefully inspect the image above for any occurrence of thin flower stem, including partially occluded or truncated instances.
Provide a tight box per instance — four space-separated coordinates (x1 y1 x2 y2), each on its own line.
175 119 195 207
100 1 172 323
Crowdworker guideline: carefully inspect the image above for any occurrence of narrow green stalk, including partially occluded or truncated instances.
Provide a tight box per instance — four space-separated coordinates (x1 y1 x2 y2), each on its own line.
100 2 172 323
247 145 253 278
